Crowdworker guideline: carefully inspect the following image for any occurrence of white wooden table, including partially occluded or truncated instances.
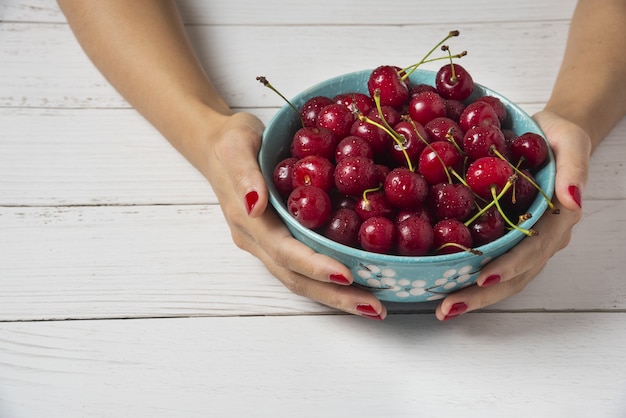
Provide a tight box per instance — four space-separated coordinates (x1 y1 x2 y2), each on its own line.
2 1 626 416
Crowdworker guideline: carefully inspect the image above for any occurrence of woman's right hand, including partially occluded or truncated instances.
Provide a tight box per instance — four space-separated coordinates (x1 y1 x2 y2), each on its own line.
204 112 388 320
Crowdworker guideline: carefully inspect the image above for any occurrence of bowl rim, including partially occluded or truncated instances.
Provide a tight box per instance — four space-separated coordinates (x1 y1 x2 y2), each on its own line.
259 68 556 264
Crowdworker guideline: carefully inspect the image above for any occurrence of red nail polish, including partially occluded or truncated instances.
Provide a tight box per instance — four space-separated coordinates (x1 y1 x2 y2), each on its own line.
481 274 501 287
245 191 258 214
568 185 582 209
448 302 468 316
443 312 461 321
356 303 378 316
329 274 350 285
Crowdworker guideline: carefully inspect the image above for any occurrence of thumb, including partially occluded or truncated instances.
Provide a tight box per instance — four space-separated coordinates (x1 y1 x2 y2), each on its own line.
215 112 268 217
533 110 592 212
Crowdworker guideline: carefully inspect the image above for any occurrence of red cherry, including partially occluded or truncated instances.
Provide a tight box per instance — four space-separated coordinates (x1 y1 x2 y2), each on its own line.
425 117 463 149
389 120 429 167
383 167 428 210
435 63 474 101
358 216 397 254
428 182 475 221
322 207 362 247
396 216 434 256
475 96 507 123
300 96 334 128
417 140 463 185
367 65 409 108
408 91 447 125
355 190 397 221
432 219 473 254
334 156 380 196
349 119 390 155
291 155 335 191
273 157 297 198
468 206 505 247
316 103 354 139
509 132 549 169
287 185 332 229
333 92 374 115
335 135 374 163
462 124 508 161
459 101 501 132
465 156 515 199
290 126 336 160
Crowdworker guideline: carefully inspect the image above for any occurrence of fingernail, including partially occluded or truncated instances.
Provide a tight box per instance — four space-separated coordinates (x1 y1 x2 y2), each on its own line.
444 302 468 320
363 314 384 321
356 303 379 316
568 185 582 209
481 274 501 287
329 274 350 285
245 191 259 215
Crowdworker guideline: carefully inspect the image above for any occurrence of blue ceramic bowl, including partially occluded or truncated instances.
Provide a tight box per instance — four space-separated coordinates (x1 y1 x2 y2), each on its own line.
258 69 555 302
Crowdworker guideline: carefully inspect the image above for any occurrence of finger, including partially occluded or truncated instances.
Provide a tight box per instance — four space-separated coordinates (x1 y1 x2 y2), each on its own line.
213 113 269 217
435 262 543 321
248 233 387 320
533 111 591 211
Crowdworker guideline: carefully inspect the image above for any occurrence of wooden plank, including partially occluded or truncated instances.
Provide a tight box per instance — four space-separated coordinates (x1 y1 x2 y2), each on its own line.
0 312 625 417
1 107 624 206
0 0 578 25
1 200 625 321
1 20 571 108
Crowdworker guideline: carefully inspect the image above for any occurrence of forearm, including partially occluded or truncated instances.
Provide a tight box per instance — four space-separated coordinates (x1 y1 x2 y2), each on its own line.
57 0 232 178
544 0 626 150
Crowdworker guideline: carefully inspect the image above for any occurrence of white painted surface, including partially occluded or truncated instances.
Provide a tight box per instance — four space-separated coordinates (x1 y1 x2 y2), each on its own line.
1 0 625 416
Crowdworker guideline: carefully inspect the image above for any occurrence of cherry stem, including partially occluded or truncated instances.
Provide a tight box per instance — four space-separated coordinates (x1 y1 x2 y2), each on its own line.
257 76 305 128
401 30 461 80
464 176 515 227
490 146 559 214
361 185 382 211
434 242 483 256
442 45 458 83
491 185 537 237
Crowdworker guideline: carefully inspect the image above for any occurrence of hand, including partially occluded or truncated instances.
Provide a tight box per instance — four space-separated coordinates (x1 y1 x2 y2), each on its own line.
206 112 388 320
434 110 591 321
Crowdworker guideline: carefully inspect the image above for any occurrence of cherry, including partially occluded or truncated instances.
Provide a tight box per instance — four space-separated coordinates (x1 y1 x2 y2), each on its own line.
322 207 362 247
335 135 374 163
290 126 336 160
291 155 335 191
316 103 354 139
349 118 390 155
428 182 475 221
355 189 397 221
408 90 447 125
503 169 538 218
509 132 549 169
462 124 508 161
273 157 297 198
358 216 397 254
396 215 434 256
383 167 429 210
410 83 438 97
300 96 334 128
396 207 434 226
444 99 466 122
287 185 332 229
389 120 429 167
367 105 402 127
475 96 507 123
334 156 380 196
468 206 505 247
432 219 474 254
333 92 374 115
459 101 501 132
367 65 409 108
417 140 463 185
435 63 474 101
465 156 515 199
425 116 463 148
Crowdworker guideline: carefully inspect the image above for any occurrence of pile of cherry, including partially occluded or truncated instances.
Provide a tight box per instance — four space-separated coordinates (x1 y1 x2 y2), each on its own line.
267 36 554 257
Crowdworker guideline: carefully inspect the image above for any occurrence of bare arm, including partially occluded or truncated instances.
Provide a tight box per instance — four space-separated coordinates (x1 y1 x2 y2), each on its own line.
57 0 233 179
